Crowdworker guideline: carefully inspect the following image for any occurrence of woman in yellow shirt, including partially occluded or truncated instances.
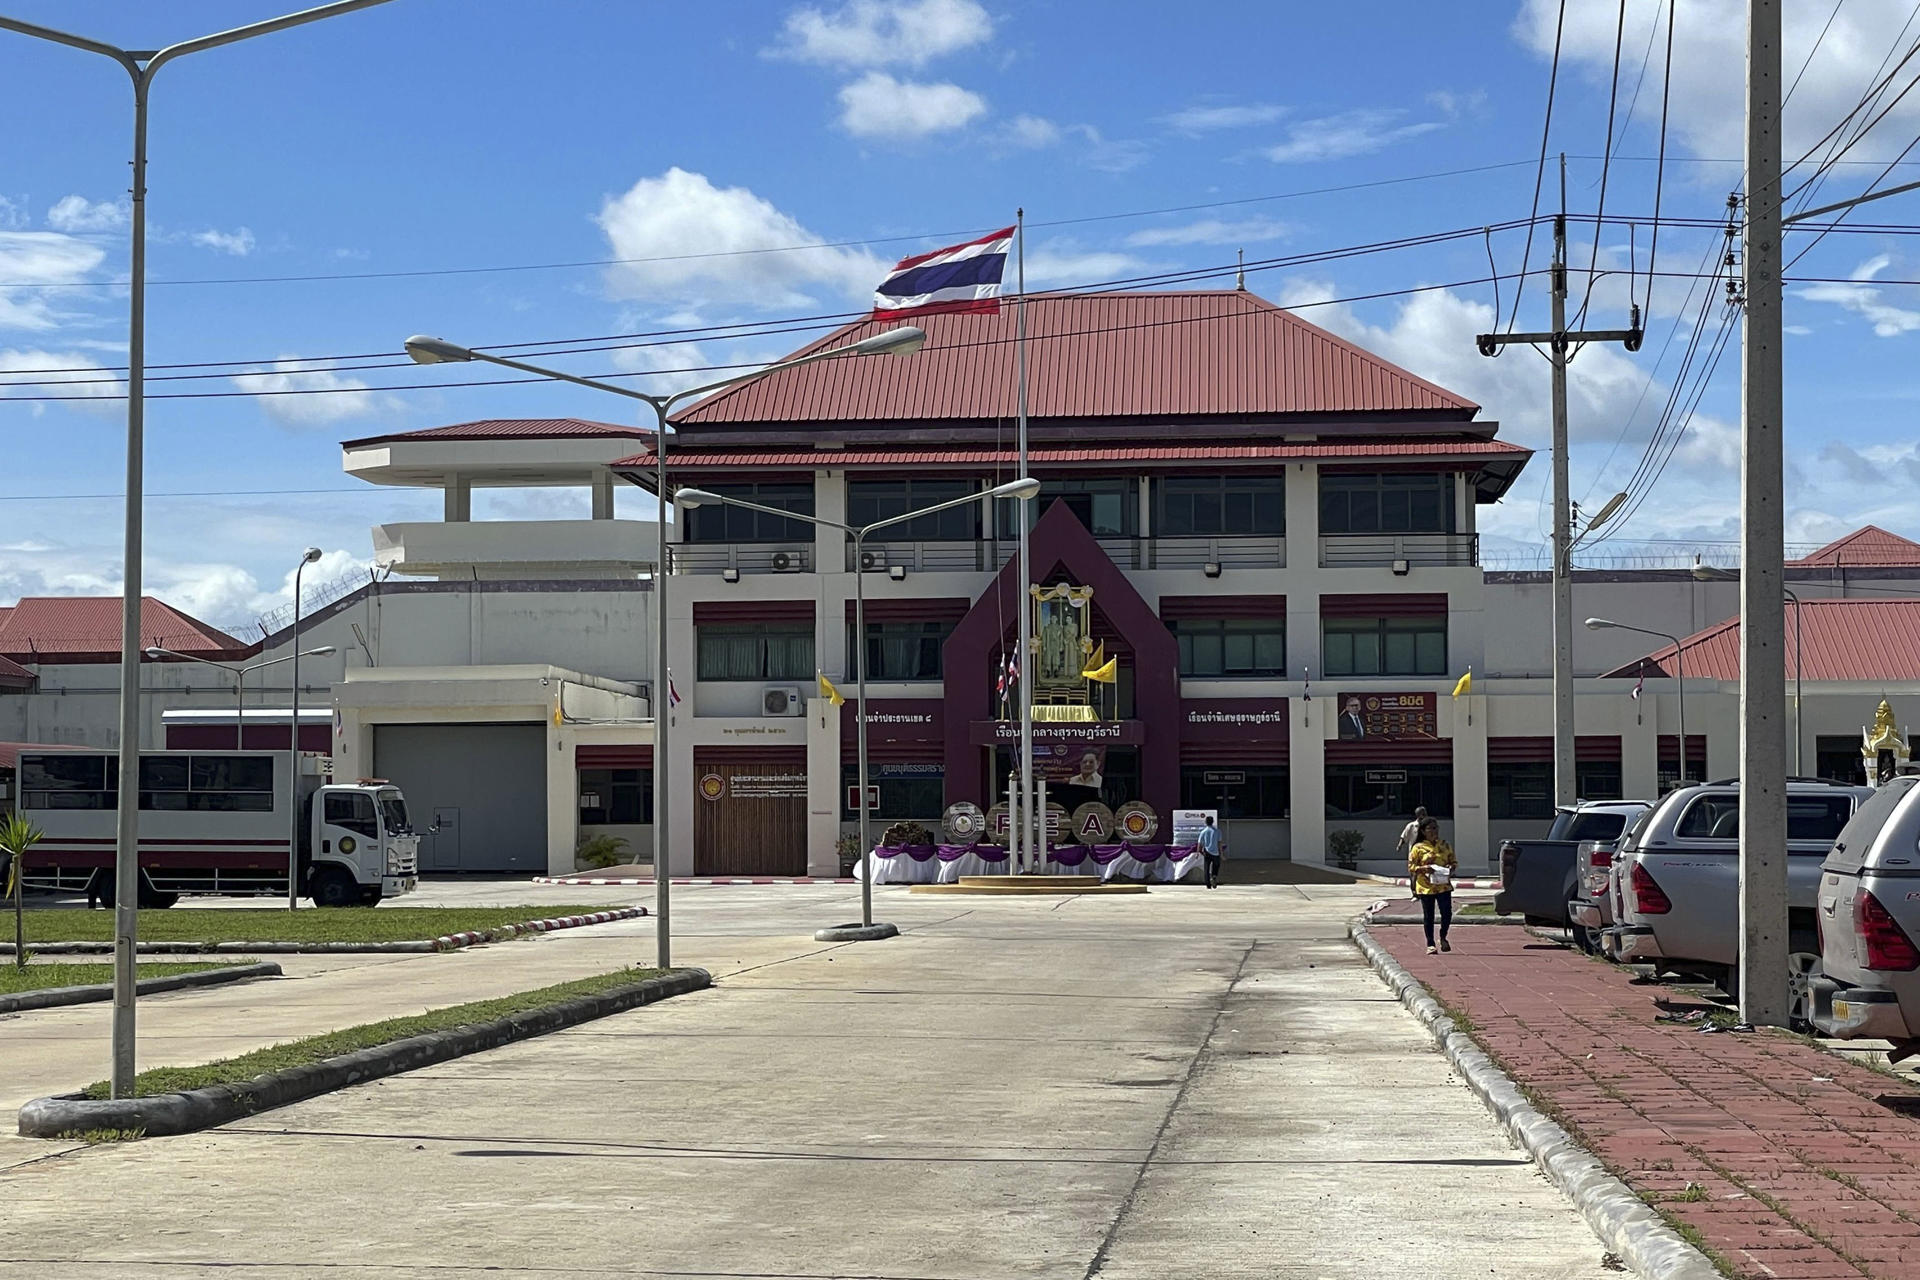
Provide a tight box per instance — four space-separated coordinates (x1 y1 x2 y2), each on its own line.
1407 817 1458 955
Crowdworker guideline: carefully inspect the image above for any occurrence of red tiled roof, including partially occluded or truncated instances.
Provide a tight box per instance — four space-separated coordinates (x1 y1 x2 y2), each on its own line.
0 597 249 664
1790 525 1920 568
342 418 651 448
671 290 1480 426
1603 599 1920 682
617 439 1529 469
0 653 32 688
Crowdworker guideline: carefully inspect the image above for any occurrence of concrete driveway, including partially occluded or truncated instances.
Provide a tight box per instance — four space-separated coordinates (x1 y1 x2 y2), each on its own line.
0 882 1615 1278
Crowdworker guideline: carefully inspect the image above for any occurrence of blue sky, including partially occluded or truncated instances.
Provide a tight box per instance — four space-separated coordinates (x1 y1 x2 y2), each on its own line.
4 0 1920 631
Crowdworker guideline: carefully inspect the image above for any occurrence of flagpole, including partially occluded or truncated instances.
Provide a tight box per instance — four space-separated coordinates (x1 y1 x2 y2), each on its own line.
1015 207 1033 874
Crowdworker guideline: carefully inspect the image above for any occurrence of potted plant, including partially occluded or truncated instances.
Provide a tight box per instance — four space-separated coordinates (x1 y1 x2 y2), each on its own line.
1327 828 1364 871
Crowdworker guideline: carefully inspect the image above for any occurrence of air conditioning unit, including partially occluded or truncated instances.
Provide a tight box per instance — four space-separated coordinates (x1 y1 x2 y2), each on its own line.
762 685 806 717
769 548 808 573
858 547 887 572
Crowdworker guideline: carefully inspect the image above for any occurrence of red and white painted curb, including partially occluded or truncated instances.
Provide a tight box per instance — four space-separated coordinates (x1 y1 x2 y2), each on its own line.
531 875 856 887
430 906 647 952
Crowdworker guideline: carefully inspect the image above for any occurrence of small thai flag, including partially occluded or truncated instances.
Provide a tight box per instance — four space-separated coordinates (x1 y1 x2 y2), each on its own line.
873 225 1014 319
1630 674 1643 702
667 670 683 708
1005 653 1020 688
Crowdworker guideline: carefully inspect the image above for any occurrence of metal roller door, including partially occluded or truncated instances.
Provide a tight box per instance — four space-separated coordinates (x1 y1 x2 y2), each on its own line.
373 723 546 872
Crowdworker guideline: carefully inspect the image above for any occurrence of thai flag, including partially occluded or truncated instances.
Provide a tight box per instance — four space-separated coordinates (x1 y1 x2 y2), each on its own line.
1630 674 1643 702
1005 653 1020 689
872 225 1014 319
667 670 683 708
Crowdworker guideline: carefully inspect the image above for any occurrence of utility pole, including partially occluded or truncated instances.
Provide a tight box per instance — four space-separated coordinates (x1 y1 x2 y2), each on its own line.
1738 0 1790 1028
1477 155 1642 808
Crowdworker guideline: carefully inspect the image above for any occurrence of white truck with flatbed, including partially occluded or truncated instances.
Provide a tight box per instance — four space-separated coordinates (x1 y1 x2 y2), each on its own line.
14 747 419 907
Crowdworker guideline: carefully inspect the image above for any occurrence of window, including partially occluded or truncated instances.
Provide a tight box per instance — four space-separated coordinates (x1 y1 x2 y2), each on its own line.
848 479 980 540
1675 794 1740 839
1817 735 1868 785
841 766 945 820
682 483 815 543
1577 761 1624 802
1488 762 1553 821
324 791 379 838
21 754 115 810
579 768 652 825
1322 617 1447 676
1319 473 1455 534
1325 764 1453 819
1558 810 1634 842
998 478 1137 537
696 623 815 681
849 619 953 681
1153 476 1284 536
188 756 274 812
1180 766 1290 818
1169 619 1286 677
379 794 412 833
1674 792 1857 841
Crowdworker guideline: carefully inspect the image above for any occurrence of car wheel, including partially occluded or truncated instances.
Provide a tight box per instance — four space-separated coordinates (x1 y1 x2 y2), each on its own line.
1787 931 1822 1034
1566 900 1598 954
308 866 360 909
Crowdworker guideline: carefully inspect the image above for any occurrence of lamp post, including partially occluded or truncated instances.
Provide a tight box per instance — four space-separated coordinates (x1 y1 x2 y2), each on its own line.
288 548 324 908
0 0 396 1100
403 325 927 967
143 646 339 749
1692 564 1804 775
1586 618 1687 788
676 478 1040 936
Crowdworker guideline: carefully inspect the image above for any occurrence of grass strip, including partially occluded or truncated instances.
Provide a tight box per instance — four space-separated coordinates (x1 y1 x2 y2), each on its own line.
84 966 664 1099
0 962 237 995
22 905 622 945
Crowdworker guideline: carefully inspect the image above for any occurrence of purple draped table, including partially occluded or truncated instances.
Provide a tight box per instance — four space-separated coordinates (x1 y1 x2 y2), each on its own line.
859 842 1198 884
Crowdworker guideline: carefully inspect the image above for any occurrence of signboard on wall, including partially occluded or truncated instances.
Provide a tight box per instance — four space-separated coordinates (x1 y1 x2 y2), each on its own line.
1173 809 1216 847
841 700 944 748
1336 692 1439 742
969 720 1145 746
1181 700 1288 740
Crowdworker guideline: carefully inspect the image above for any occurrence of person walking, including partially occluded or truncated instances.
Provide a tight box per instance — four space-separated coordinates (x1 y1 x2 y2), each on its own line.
1407 817 1457 954
1198 814 1222 889
1395 806 1429 859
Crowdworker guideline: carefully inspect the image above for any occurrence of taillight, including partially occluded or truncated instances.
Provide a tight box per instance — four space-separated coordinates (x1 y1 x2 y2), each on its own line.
1590 847 1613 869
1857 891 1920 972
1631 863 1672 915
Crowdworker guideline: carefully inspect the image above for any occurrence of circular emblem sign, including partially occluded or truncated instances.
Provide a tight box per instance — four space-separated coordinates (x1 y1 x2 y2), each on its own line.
698 773 726 801
339 835 357 855
1113 801 1158 843
943 801 986 846
1070 802 1115 844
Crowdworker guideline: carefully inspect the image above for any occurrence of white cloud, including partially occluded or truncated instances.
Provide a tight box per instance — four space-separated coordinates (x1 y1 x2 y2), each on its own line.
1023 245 1146 287
1796 254 1920 337
0 196 25 231
230 359 397 426
0 230 105 331
773 0 992 68
46 195 127 233
837 72 986 139
0 348 124 416
1261 108 1445 163
1514 1 1920 166
594 168 884 310
190 227 256 257
1161 102 1288 134
1000 114 1062 148
1126 217 1291 248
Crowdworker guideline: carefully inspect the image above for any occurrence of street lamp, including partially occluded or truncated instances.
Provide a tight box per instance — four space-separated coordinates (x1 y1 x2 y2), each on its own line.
143 646 339 748
288 548 324 909
403 324 927 967
677 477 1040 938
1586 618 1688 787
1692 563 1804 775
0 0 396 1101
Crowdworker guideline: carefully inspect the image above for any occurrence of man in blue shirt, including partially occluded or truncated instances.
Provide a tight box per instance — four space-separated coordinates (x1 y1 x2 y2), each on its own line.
1198 815 1222 889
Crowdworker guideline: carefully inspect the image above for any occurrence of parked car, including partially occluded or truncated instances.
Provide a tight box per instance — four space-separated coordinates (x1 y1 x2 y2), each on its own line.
1566 815 1648 954
1493 800 1651 931
1810 775 1920 1063
1604 778 1874 1026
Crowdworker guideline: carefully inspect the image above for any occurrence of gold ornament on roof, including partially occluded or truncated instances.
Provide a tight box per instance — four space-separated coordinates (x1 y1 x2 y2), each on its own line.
1866 698 1905 753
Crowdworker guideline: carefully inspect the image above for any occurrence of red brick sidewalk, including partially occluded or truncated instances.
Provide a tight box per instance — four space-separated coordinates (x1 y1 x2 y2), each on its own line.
1372 923 1920 1279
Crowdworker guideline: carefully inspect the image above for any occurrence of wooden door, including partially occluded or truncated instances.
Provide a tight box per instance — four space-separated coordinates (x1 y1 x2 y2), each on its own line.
693 749 807 875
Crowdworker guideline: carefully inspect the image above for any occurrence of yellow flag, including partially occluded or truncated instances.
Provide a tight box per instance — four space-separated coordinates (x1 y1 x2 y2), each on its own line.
1089 640 1106 669
1452 668 1472 700
818 672 846 707
1081 656 1118 684
553 703 564 726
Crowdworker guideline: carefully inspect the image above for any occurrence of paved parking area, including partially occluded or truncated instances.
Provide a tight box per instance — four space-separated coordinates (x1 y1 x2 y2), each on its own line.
1373 922 1920 1280
0 882 1619 1278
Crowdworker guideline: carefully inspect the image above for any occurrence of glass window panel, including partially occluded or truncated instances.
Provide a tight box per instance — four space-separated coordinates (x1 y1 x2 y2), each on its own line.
1254 629 1285 672
1191 631 1224 676
1415 628 1446 674
1323 630 1354 676
140 756 189 791
1383 629 1416 674
1352 630 1382 674
1222 629 1255 673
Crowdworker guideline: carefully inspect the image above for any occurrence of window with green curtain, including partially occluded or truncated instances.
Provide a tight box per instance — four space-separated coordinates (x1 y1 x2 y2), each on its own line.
847 619 953 681
696 623 815 681
1321 616 1446 676
1169 619 1286 677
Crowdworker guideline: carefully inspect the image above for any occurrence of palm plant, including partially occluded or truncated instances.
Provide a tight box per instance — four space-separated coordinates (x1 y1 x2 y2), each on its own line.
0 813 44 970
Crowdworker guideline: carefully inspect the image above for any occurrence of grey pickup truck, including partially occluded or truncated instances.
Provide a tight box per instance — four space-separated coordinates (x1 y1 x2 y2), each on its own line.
1493 800 1651 930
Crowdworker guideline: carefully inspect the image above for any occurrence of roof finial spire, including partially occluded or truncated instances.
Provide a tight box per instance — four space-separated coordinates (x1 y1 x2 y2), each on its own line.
1235 248 1246 291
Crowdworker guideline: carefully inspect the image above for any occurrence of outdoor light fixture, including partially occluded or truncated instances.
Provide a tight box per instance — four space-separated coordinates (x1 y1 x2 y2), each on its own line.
888 565 906 581
1203 562 1221 579
721 567 740 583
1392 559 1411 576
402 335 474 365
1586 616 1688 785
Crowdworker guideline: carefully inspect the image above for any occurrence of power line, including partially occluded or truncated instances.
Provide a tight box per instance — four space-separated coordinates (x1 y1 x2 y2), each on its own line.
1644 0 1675 319
1508 0 1567 336
1572 0 1630 331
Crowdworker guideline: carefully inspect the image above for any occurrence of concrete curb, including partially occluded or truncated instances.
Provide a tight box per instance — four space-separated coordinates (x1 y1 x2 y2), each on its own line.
18 966 711 1140
0 961 282 1014
0 906 647 957
813 922 899 942
1348 921 1720 1280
